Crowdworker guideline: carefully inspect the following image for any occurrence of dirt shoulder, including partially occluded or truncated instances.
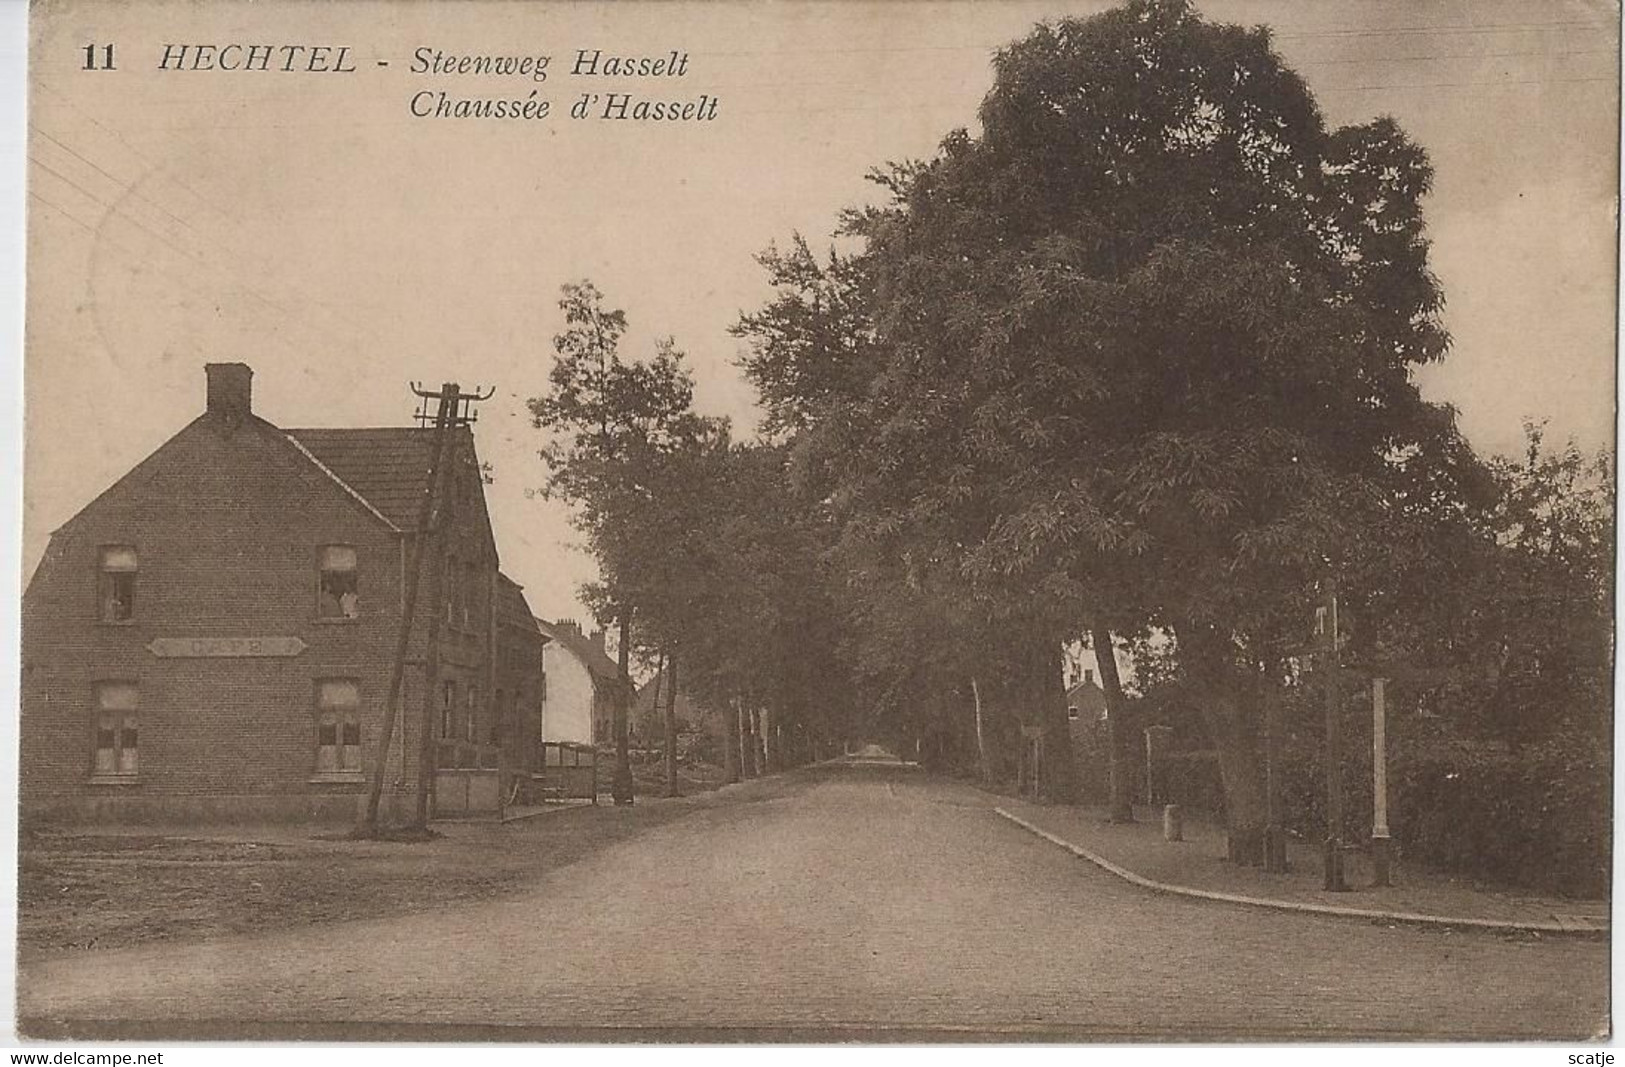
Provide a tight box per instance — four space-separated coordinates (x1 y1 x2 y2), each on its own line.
18 770 804 962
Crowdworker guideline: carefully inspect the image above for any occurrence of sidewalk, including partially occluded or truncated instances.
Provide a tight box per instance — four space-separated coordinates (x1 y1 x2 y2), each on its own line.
996 799 1610 937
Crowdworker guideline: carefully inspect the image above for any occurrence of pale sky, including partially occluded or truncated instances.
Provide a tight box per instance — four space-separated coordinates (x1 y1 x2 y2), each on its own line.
24 0 1619 622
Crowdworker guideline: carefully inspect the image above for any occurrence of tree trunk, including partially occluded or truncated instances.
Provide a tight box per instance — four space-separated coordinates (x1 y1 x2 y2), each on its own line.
1028 637 1080 804
971 676 992 784
1179 620 1267 864
1093 624 1135 823
722 698 742 783
611 610 635 806
757 708 772 772
1210 706 1268 866
664 654 680 797
648 650 665 748
742 708 760 777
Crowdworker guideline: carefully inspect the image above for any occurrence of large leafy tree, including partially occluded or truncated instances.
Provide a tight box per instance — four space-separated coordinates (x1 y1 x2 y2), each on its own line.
745 0 1478 839
530 281 716 804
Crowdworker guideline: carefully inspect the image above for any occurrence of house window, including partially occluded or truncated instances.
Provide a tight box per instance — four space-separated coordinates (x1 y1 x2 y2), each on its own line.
93 681 139 777
465 685 478 743
315 679 362 775
317 545 359 619
443 554 457 625
98 546 137 622
441 680 456 739
463 562 478 629
1067 706 1080 721
1084 668 1095 685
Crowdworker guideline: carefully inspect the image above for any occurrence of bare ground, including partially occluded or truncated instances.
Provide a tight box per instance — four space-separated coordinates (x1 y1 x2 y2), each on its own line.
18 770 789 962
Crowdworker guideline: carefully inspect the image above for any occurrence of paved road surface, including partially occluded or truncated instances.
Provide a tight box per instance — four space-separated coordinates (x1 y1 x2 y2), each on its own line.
19 761 1610 1040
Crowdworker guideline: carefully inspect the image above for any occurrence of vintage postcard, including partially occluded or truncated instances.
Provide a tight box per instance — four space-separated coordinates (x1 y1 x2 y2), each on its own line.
14 0 1617 1044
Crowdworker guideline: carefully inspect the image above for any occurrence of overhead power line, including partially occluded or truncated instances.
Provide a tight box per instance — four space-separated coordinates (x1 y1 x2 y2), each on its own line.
31 150 296 320
31 124 199 236
30 93 375 353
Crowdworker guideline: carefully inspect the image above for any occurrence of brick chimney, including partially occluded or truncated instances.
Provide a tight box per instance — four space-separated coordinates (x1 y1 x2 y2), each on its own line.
205 363 253 418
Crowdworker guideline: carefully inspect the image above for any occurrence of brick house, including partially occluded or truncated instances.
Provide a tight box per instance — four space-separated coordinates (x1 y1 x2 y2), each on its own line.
20 363 546 823
1065 672 1109 725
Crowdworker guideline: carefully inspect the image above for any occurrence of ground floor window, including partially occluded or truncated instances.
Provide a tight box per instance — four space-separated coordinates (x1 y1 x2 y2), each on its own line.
93 681 138 776
316 679 362 774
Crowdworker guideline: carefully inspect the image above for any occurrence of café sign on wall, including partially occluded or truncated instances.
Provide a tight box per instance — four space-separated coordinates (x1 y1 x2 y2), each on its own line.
146 637 308 658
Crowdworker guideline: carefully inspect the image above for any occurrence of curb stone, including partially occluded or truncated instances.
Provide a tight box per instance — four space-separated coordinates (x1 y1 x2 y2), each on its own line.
994 806 1609 939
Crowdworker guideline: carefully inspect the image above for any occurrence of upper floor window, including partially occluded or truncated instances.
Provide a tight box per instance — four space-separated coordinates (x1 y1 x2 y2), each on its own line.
463 562 479 629
440 680 456 739
315 679 362 775
465 685 478 743
98 546 137 622
93 681 139 777
1084 668 1095 685
318 546 359 619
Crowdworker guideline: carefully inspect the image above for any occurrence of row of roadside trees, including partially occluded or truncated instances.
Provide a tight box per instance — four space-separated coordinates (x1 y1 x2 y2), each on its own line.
529 0 1611 893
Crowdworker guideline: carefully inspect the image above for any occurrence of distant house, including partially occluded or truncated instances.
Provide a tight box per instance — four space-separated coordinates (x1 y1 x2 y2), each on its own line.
20 363 546 823
631 667 714 741
1065 670 1109 724
535 618 619 745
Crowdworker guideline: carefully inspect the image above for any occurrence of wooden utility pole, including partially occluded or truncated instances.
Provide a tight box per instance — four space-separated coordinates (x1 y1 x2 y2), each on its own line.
360 381 491 835
1320 579 1349 892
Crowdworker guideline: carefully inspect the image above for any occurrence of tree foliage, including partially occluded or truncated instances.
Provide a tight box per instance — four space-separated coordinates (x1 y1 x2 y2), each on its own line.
530 281 721 799
535 0 1610 874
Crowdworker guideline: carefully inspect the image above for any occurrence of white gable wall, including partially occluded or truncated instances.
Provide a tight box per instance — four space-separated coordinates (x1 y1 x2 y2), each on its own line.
541 645 596 745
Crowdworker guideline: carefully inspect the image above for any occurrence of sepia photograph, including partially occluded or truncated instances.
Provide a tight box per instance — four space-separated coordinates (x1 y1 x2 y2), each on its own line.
10 0 1618 1045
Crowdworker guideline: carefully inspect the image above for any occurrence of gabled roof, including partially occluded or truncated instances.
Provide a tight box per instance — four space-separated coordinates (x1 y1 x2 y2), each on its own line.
535 619 620 684
282 427 438 531
497 574 546 639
